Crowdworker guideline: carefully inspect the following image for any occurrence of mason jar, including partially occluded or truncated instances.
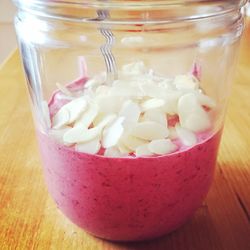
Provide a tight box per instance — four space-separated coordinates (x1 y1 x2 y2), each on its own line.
13 0 246 242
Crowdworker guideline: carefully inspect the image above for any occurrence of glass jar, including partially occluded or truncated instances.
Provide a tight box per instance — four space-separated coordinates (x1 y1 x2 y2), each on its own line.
13 0 246 242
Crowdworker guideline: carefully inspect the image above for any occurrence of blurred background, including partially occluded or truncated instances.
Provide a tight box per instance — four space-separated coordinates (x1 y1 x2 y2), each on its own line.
0 0 249 65
0 0 16 64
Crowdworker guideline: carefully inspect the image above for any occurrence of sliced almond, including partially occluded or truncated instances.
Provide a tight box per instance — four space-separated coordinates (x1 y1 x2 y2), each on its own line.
96 114 117 130
178 93 197 120
143 109 166 126
119 100 141 128
102 117 125 148
175 125 197 146
162 92 181 115
104 147 127 157
148 139 178 155
74 102 99 128
196 92 216 108
84 73 106 89
52 108 70 129
158 79 174 90
169 127 178 140
95 95 126 114
140 83 166 98
75 138 101 154
174 75 199 90
121 134 147 151
63 126 100 144
141 98 165 111
109 84 141 98
95 85 110 95
63 114 116 144
183 113 211 133
131 121 169 140
117 141 133 154
64 97 87 123
84 78 99 89
178 93 211 132
135 144 153 157
93 113 106 127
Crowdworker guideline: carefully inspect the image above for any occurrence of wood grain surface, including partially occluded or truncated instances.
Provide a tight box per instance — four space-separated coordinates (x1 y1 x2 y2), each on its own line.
0 20 250 250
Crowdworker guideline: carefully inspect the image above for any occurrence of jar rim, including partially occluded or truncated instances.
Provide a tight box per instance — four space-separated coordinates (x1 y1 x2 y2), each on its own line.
14 0 247 8
13 0 247 23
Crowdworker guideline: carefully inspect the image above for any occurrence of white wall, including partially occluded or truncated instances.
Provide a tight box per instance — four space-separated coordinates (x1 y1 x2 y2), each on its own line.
0 0 17 63
0 0 16 23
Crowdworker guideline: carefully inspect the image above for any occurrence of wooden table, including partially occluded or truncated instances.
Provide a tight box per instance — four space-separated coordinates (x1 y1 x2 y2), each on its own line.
0 20 250 250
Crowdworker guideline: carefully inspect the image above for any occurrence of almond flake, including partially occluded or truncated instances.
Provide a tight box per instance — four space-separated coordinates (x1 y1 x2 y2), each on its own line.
119 100 141 128
104 147 127 157
141 98 165 111
158 79 174 89
135 144 153 157
175 125 197 146
75 138 101 154
96 95 126 114
178 93 211 132
143 109 166 126
183 113 211 133
117 141 133 154
168 127 178 140
121 134 147 151
84 73 106 89
95 85 110 95
109 84 140 98
64 114 116 144
102 117 125 148
52 108 70 129
162 92 181 114
64 97 87 123
140 84 166 98
131 121 169 140
93 113 105 127
148 139 178 155
174 75 199 90
96 114 117 130
196 93 216 108
63 126 100 144
74 103 99 128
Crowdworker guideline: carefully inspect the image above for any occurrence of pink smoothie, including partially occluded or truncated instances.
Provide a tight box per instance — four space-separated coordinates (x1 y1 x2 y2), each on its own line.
37 129 221 241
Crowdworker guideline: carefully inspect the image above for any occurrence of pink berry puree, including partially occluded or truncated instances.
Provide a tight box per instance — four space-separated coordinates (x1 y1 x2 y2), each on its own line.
37 129 221 241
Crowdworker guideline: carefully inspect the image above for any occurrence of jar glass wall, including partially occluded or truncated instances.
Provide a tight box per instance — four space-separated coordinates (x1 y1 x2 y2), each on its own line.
14 0 246 241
